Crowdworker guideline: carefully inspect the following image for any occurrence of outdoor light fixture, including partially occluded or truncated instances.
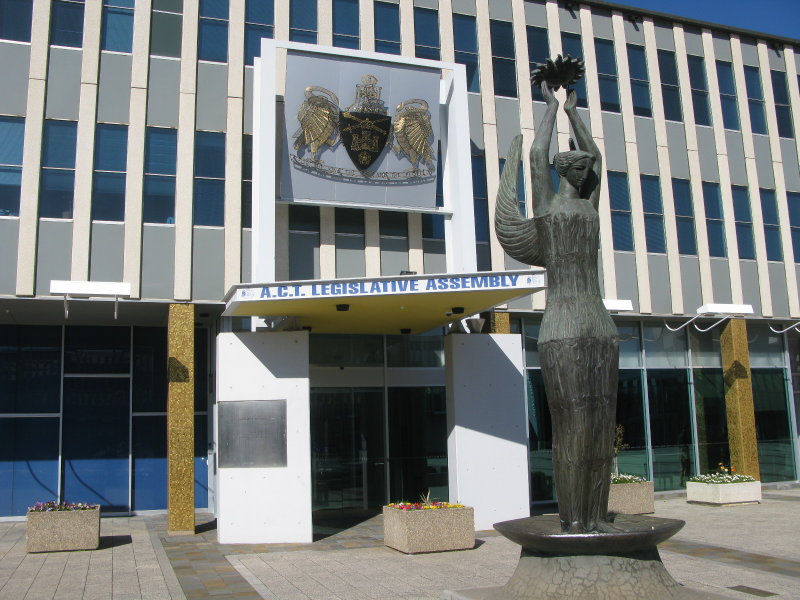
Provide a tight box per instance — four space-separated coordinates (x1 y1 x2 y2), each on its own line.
400 328 411 334
665 303 754 332
451 306 465 314
50 280 132 319
336 304 350 312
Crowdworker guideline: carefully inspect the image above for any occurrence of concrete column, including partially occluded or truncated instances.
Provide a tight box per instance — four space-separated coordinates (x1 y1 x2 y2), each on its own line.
720 319 761 480
445 334 529 530
167 303 195 535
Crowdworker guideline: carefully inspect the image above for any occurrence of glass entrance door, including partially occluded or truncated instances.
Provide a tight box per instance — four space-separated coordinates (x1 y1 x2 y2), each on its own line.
310 388 386 513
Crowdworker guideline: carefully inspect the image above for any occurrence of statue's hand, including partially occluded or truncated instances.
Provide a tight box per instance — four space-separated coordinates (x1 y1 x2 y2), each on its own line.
542 82 558 108
565 89 578 113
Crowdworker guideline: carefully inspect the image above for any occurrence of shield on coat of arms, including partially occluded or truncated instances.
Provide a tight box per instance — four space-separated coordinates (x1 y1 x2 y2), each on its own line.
339 110 391 171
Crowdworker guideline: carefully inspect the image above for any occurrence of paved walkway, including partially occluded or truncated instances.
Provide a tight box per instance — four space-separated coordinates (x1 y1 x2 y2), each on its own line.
1 487 799 599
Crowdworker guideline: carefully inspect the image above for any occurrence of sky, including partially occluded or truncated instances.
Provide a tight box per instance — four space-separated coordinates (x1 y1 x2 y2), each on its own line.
606 0 800 40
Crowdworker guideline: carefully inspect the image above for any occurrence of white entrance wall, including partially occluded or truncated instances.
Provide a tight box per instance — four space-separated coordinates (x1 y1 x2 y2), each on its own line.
445 334 530 530
216 331 312 543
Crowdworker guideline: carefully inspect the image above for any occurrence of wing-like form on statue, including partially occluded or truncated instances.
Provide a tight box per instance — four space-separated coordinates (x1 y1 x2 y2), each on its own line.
494 135 544 267
294 86 340 154
393 99 434 166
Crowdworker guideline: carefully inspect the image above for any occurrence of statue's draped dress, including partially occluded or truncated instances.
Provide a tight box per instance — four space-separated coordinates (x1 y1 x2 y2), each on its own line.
535 194 619 533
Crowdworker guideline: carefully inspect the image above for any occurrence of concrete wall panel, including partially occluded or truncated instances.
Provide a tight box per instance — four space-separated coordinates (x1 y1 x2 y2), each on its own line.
97 53 132 124
0 219 19 294
710 258 732 303
192 227 225 300
35 221 73 295
141 225 175 299
614 252 639 312
147 58 180 127
89 223 124 282
0 42 30 116
45 48 81 120
196 62 228 132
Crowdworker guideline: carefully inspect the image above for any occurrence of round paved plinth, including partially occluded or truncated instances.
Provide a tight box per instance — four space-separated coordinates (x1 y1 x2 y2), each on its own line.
494 514 685 555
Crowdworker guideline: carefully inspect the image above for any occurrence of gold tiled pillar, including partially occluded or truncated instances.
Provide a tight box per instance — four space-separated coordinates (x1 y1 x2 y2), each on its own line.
720 319 761 480
167 303 195 534
487 311 511 334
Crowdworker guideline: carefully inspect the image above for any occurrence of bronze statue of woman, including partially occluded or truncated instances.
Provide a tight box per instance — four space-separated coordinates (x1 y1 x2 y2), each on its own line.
495 79 619 534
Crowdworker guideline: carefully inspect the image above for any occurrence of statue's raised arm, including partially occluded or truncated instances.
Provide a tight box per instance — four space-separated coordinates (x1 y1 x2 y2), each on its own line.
564 90 602 211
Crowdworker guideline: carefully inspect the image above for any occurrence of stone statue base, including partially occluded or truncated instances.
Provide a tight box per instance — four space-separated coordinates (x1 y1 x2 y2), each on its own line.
443 515 731 600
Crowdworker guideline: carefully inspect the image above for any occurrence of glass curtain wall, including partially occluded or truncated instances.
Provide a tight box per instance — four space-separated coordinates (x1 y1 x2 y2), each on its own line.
0 324 209 516
308 334 447 512
516 317 798 501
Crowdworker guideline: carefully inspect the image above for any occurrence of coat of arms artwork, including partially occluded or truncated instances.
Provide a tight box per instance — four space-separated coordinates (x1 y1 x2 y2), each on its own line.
475 55 721 600
292 74 435 180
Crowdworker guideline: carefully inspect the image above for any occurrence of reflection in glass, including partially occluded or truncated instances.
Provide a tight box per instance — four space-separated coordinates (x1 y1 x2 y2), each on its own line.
752 369 796 482
133 415 167 511
388 387 448 502
616 370 648 479
64 326 131 375
693 368 729 473
527 370 553 501
0 325 61 413
386 334 444 367
643 325 686 368
0 417 59 516
310 388 386 512
309 334 383 367
62 378 130 512
648 369 694 490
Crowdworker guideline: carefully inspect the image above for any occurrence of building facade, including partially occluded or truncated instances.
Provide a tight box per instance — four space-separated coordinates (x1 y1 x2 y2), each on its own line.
1 0 799 525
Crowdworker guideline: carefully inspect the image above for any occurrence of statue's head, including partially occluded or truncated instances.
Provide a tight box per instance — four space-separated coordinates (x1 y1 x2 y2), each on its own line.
554 150 594 191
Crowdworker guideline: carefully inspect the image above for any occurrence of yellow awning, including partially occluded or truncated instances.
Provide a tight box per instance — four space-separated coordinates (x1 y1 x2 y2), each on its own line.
223 270 546 334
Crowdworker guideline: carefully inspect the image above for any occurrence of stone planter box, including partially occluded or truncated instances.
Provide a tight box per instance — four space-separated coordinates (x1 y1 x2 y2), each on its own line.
608 481 654 515
686 481 762 505
27 508 101 553
383 506 474 554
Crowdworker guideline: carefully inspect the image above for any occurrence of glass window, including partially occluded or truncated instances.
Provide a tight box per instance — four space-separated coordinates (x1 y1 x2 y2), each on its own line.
595 38 620 113
672 178 697 255
744 66 767 134
0 417 60 516
616 370 648 479
388 387 448 502
752 369 797 482
374 1 400 55
193 130 225 226
472 155 489 243
716 60 739 130
499 158 526 217
290 0 316 43
102 1 134 52
702 181 726 257
641 175 665 253
0 116 24 217
788 191 800 263
693 368 729 474
490 20 516 98
309 334 382 366
386 334 444 367
92 124 127 221
658 49 682 122
0 0 33 42
132 415 167 510
132 327 167 412
643 325 687 368
0 325 61 414
627 44 651 117
289 204 320 232
379 210 408 238
144 127 177 224
40 120 77 219
771 70 794 138
561 32 587 108
687 55 711 126
150 6 182 58
241 133 252 228
453 13 479 92
244 0 273 65
333 0 358 49
50 0 84 47
609 171 633 251
527 26 548 102
759 188 782 261
731 184 755 259
64 325 131 374
527 370 554 499
648 369 695 490
198 0 228 62
414 7 439 60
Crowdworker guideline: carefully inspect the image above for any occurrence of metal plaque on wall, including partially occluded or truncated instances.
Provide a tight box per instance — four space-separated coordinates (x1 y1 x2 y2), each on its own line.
218 400 288 468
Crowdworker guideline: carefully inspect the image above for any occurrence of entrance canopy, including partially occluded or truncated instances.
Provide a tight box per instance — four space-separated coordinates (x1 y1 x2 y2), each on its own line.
223 270 546 334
